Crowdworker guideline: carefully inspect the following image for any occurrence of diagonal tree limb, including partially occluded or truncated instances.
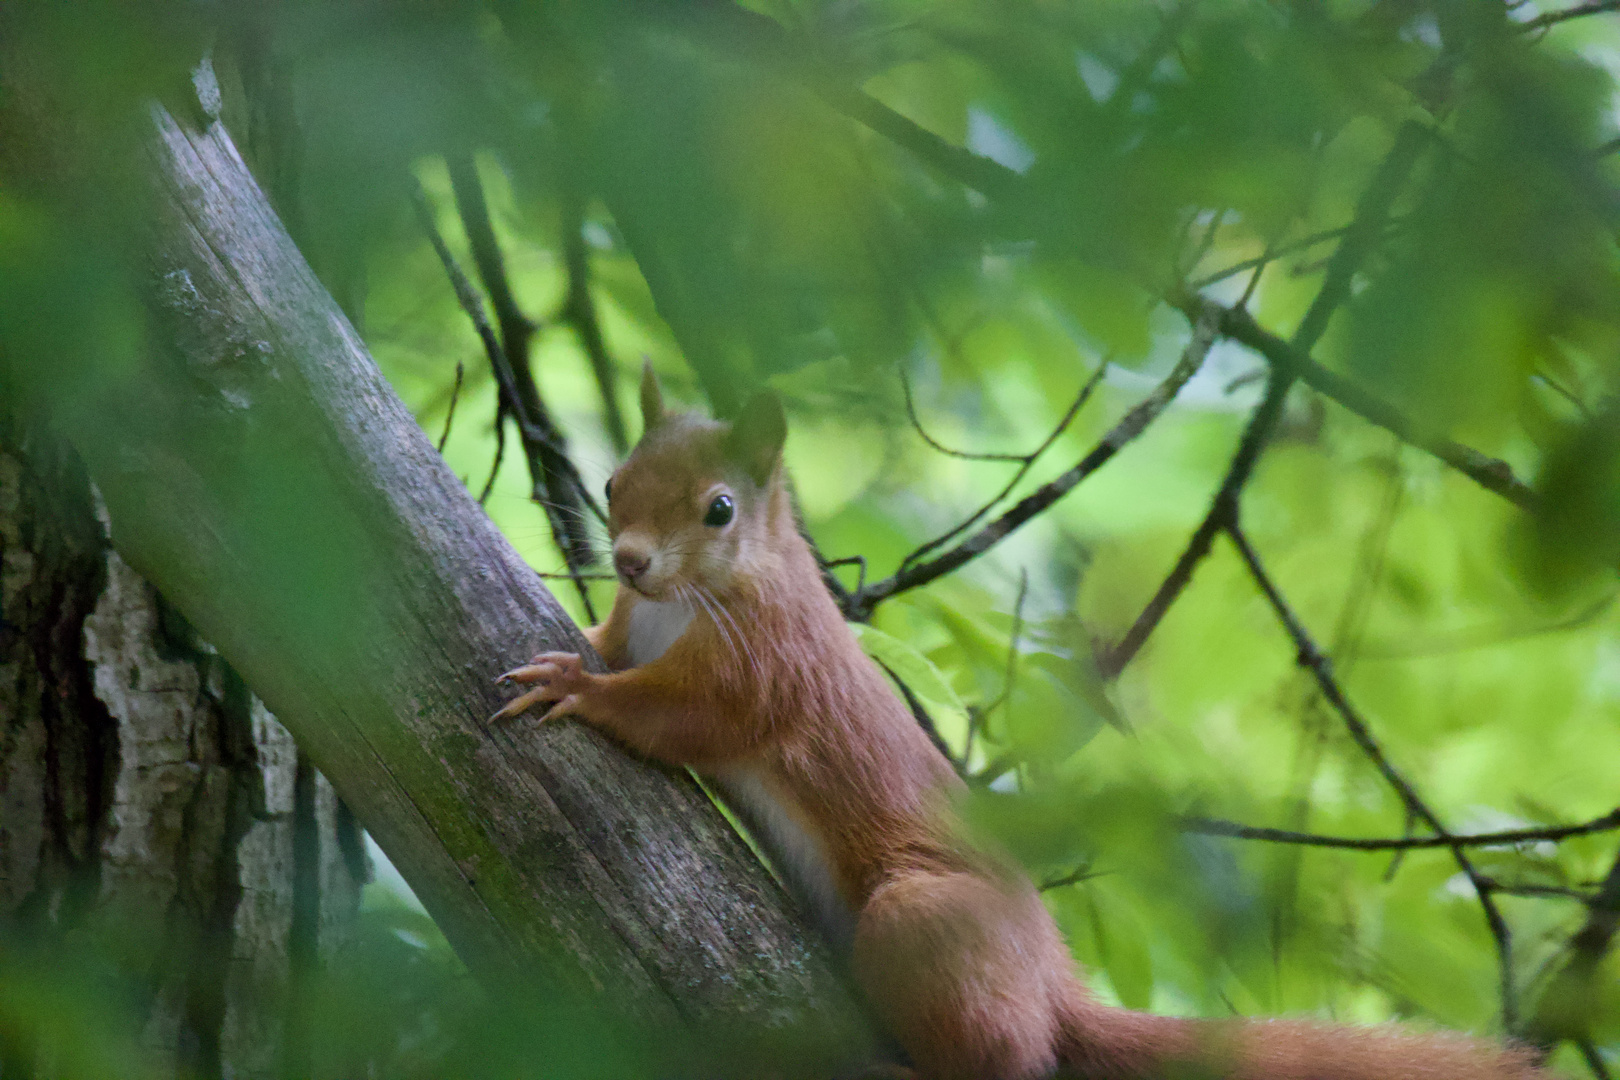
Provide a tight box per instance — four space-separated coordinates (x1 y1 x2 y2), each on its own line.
9 95 871 1071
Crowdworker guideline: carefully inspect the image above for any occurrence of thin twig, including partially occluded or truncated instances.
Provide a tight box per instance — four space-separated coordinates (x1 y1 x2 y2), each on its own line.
445 161 606 532
1481 883 1599 902
899 365 1108 571
1040 864 1101 892
1182 207 1230 281
479 403 507 506
1521 1 1620 32
844 310 1217 620
1185 807 1620 851
962 705 983 775
1227 522 1519 1030
981 570 1031 719
1363 592 1617 658
876 658 964 777
1190 223 1354 289
820 555 868 596
901 371 1035 462
437 360 465 454
447 157 537 387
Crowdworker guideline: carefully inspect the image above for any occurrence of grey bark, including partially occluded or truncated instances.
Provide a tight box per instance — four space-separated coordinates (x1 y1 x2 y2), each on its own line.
7 73 867 1076
0 421 365 1079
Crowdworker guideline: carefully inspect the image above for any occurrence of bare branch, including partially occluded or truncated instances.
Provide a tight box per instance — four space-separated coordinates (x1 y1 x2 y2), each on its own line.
1189 299 1539 511
1185 807 1620 851
820 555 867 596
447 156 537 383
1227 523 1519 1030
844 309 1217 620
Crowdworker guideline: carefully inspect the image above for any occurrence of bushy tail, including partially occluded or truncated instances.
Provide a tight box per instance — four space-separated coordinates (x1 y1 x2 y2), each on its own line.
1057 994 1547 1080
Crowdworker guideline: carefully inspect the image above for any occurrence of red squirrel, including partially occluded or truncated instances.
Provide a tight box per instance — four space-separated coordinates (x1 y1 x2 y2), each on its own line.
495 366 1547 1080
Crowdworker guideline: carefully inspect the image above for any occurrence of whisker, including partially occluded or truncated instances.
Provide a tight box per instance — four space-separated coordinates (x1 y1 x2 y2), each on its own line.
698 583 761 684
683 582 741 676
685 584 739 677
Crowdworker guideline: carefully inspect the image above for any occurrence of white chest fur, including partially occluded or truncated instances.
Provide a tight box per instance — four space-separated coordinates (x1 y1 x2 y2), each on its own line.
705 765 856 953
626 597 696 667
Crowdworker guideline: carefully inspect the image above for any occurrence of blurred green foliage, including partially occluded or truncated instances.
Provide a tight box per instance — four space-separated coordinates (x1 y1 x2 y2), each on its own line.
7 0 1620 1076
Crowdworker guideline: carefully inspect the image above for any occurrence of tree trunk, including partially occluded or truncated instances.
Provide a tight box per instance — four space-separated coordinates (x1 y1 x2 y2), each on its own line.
2 53 868 1077
0 417 364 1079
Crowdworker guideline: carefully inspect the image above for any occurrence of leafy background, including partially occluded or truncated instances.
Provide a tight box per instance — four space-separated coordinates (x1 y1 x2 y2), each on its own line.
5 0 1620 1076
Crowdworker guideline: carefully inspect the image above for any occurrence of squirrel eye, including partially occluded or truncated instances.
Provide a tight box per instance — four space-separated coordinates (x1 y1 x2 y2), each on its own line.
603 477 613 505
703 493 735 527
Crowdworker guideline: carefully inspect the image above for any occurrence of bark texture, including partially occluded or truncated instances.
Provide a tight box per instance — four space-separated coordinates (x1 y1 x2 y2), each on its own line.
6 69 868 1074
0 420 365 1079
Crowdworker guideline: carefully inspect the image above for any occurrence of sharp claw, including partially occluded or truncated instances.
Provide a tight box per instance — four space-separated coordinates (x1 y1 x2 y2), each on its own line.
490 684 555 723
499 662 561 686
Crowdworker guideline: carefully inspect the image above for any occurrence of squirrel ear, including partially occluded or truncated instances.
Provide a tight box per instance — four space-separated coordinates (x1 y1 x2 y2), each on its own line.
639 359 665 434
724 389 787 485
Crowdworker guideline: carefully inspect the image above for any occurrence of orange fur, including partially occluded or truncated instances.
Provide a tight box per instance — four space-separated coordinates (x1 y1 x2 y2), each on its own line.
498 370 1547 1080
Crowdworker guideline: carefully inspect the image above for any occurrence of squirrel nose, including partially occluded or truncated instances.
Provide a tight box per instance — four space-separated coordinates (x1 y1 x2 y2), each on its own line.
614 550 651 580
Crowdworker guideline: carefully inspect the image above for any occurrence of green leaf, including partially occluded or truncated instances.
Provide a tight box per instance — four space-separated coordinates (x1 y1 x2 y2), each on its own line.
851 622 973 747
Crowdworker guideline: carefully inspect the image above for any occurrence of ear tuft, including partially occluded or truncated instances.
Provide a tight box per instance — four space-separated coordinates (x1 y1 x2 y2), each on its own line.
639 359 665 435
724 389 787 485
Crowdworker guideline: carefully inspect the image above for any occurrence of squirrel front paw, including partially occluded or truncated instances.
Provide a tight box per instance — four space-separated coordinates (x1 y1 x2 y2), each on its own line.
492 652 591 723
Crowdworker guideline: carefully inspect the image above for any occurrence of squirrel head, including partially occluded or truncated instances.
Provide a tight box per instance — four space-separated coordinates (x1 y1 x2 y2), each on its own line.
602 363 788 600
